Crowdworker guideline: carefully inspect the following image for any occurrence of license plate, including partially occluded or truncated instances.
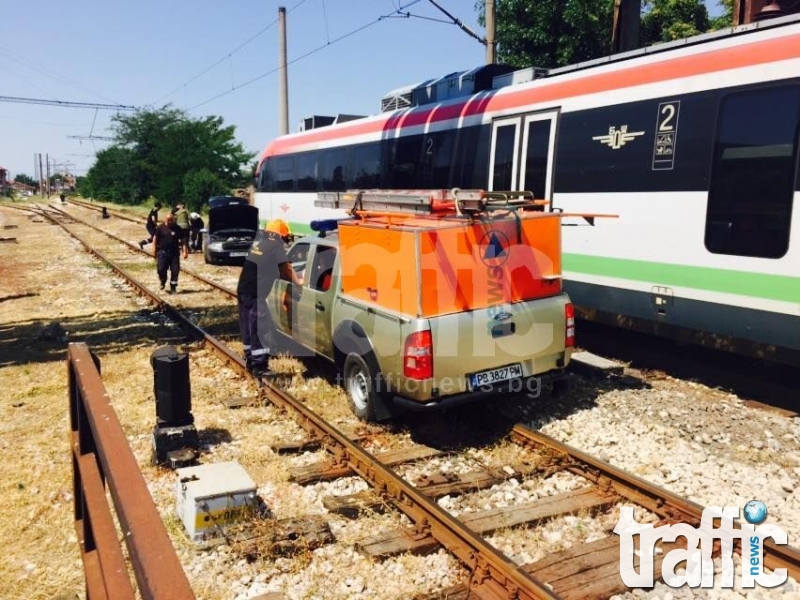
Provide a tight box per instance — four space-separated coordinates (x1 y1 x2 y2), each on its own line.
469 363 523 389
229 252 247 257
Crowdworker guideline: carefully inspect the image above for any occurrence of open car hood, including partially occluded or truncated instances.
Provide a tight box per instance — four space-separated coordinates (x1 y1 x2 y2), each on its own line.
208 204 259 235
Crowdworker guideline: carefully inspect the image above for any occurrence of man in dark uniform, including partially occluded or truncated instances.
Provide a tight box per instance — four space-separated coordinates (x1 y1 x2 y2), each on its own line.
236 219 300 377
153 212 181 293
139 202 162 250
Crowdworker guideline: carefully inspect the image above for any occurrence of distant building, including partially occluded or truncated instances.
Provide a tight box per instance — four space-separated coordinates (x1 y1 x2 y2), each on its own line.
0 166 8 192
10 180 36 195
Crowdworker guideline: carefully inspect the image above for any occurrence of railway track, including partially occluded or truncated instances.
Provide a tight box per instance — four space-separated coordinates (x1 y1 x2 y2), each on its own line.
11 200 799 599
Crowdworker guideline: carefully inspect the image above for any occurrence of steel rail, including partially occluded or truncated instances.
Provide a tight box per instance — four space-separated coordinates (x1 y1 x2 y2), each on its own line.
254 382 561 600
69 343 195 599
511 424 800 581
32 204 561 599
47 203 238 297
67 198 144 224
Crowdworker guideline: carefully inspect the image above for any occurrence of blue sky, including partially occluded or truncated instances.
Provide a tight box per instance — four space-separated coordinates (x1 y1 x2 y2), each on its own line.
0 0 724 181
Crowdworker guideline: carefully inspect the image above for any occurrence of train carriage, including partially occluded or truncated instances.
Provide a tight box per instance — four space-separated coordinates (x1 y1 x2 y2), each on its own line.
255 14 800 366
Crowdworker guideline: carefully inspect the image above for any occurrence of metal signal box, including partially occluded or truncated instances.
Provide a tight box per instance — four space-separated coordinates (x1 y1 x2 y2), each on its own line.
175 462 257 542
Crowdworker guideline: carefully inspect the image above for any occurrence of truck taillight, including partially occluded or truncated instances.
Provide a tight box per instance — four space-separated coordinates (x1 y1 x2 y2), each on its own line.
403 330 433 380
565 303 575 348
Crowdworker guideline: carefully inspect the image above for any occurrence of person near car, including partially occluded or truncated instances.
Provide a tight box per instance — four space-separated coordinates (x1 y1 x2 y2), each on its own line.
139 202 162 249
173 202 191 259
236 218 300 377
189 212 204 252
153 212 181 293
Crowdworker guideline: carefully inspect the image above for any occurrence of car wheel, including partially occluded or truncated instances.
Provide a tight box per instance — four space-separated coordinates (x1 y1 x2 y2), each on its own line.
343 353 379 422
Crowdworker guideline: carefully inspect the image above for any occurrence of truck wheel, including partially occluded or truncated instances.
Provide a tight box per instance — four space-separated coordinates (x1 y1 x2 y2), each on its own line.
343 353 378 422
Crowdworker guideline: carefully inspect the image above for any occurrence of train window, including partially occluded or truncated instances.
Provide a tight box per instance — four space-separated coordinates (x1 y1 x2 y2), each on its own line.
705 86 799 259
322 148 348 191
389 135 422 188
275 157 294 192
492 123 517 191
353 143 381 188
523 119 552 200
452 125 489 188
257 160 272 192
297 152 319 191
420 131 454 188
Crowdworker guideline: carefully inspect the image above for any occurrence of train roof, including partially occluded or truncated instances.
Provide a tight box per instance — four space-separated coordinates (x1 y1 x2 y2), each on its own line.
258 12 800 164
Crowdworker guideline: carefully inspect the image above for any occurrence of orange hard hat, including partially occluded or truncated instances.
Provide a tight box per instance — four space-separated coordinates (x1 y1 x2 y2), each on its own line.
266 218 291 237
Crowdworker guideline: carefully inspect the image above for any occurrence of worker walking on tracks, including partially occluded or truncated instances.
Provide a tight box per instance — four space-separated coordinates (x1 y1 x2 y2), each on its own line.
236 219 300 378
139 202 162 250
153 212 181 293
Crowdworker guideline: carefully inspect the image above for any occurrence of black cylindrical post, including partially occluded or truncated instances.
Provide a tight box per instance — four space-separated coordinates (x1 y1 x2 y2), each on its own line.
150 346 193 426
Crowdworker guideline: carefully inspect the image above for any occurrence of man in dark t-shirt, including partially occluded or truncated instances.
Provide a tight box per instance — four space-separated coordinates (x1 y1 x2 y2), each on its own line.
236 219 300 377
139 202 162 249
153 212 181 293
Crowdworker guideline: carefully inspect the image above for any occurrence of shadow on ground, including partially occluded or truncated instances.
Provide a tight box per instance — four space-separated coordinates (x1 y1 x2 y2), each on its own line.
0 308 187 368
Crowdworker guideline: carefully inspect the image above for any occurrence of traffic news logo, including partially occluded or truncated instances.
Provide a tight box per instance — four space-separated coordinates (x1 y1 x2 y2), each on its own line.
614 502 789 589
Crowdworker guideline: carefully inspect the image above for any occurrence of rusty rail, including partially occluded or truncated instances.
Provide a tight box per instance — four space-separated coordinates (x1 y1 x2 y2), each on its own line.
68 343 195 600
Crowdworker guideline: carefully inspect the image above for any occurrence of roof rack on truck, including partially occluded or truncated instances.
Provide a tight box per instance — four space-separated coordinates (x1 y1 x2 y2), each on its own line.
316 188 550 217
315 189 614 226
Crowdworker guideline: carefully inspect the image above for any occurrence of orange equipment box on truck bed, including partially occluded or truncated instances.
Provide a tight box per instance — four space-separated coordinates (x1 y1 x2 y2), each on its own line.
319 189 564 318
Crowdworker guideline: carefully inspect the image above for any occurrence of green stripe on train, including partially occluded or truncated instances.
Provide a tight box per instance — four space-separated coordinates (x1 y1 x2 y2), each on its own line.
563 253 799 303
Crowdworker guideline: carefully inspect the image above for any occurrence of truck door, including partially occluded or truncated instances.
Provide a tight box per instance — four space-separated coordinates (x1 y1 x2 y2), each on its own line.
295 244 337 355
269 241 309 339
489 110 558 200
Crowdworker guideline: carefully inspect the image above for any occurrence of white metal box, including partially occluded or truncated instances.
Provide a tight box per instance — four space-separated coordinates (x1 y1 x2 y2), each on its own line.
175 461 257 542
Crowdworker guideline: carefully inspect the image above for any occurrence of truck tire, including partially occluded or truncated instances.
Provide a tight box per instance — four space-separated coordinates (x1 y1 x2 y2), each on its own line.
343 352 379 422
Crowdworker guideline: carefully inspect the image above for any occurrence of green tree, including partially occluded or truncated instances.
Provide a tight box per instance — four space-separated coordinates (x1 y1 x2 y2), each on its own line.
641 0 710 44
710 0 734 29
81 147 142 204
13 173 37 188
477 0 615 68
112 107 254 208
182 168 230 211
478 0 719 69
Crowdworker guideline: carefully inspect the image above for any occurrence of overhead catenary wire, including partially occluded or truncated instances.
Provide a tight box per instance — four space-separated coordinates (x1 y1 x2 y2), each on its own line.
147 0 311 108
187 0 422 112
0 95 136 111
0 44 123 105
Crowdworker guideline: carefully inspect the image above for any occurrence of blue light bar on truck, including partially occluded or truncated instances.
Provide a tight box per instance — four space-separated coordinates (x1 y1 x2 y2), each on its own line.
310 219 344 234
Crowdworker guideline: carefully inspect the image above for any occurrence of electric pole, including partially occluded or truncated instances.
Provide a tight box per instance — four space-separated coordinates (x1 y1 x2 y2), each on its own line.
278 6 289 136
612 0 641 54
485 0 496 64
46 153 51 197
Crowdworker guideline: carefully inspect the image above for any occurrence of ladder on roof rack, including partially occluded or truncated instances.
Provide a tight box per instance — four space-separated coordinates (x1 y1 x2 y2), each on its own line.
315 189 549 216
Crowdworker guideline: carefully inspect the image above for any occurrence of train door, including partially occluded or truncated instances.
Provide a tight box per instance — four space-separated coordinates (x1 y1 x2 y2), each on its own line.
489 110 558 200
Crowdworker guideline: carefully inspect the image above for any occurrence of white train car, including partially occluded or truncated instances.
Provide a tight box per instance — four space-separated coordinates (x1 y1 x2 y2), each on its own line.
254 15 800 366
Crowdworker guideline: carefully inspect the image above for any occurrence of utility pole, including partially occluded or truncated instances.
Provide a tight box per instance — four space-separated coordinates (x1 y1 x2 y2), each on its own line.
612 0 641 54
485 0 496 65
38 154 45 197
278 6 289 136
46 153 51 197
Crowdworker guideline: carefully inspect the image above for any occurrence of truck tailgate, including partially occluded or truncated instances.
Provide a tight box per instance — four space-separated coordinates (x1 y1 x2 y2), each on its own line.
429 294 569 394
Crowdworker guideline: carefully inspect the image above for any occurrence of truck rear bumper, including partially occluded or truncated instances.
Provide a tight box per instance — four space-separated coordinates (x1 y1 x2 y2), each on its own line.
391 370 566 412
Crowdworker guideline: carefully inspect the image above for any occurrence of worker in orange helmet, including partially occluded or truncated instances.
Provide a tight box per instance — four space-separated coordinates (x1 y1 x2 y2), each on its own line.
236 218 300 378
